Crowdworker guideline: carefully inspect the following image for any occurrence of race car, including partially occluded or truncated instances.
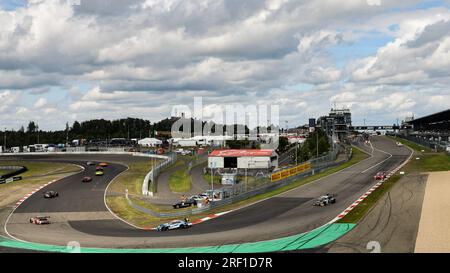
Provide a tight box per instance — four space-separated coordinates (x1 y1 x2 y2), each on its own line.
99 162 108 167
156 220 192 231
30 216 50 225
43 191 59 198
189 195 206 204
313 194 336 207
374 171 387 180
95 171 104 176
173 198 196 209
82 176 93 183
396 142 403 147
87 161 96 166
95 166 104 171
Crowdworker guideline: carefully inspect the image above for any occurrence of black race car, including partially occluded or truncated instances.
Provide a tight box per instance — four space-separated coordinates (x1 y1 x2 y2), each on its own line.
44 191 59 199
173 198 197 209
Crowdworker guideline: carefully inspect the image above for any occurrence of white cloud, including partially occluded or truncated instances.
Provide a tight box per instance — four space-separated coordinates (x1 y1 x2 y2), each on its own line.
0 0 449 129
34 97 47 108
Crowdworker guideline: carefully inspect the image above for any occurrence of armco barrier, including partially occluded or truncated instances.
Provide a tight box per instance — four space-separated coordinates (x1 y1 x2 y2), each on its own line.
142 152 177 196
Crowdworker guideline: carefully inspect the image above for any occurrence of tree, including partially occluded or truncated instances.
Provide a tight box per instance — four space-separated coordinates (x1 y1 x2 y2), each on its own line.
72 121 81 135
278 137 289 152
295 128 330 163
27 121 37 133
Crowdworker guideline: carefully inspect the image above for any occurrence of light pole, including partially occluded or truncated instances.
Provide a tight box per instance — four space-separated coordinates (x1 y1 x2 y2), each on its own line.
316 130 319 158
3 127 6 152
209 161 215 200
245 166 247 191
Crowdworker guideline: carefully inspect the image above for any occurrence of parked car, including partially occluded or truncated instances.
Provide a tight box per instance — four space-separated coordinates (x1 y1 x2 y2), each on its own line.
30 216 50 225
374 171 387 180
313 194 336 207
43 191 59 199
82 176 93 183
156 220 192 231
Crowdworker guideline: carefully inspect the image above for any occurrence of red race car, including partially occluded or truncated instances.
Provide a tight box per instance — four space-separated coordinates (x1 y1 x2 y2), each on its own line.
82 176 93 183
374 172 387 180
95 166 104 171
30 216 50 225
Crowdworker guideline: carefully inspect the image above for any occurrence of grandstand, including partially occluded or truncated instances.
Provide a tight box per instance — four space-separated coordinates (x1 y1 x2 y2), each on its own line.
403 109 450 152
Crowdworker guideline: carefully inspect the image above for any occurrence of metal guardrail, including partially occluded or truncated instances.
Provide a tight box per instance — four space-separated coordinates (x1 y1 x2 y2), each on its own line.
143 153 177 196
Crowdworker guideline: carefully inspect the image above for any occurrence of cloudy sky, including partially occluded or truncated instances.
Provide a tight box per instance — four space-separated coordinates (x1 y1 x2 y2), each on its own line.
1 0 450 130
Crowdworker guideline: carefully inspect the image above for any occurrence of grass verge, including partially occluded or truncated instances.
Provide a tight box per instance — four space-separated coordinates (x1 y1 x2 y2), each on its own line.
106 196 166 227
405 152 450 173
168 165 192 193
107 160 158 196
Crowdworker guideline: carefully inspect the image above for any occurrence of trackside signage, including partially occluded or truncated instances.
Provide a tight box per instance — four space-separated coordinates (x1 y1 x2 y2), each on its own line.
271 162 311 182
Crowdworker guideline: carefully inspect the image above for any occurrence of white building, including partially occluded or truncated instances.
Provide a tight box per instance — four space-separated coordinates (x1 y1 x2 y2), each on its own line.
208 149 278 170
287 136 307 144
170 135 233 147
138 138 162 147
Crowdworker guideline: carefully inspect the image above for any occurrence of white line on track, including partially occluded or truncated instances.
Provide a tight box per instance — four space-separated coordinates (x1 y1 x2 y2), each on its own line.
361 140 392 173
103 164 145 230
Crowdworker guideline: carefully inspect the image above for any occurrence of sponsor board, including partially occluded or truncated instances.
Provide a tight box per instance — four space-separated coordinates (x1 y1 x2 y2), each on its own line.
0 176 22 184
271 162 311 182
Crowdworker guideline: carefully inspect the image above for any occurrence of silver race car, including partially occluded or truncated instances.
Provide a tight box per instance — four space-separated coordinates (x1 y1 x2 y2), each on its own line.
313 194 336 207
156 220 192 231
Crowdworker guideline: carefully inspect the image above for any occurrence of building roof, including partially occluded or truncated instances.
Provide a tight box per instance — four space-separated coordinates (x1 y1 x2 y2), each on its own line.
407 109 450 125
138 138 162 143
209 149 274 157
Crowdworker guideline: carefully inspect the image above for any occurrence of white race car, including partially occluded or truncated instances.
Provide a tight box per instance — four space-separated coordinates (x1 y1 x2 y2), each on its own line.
156 220 192 231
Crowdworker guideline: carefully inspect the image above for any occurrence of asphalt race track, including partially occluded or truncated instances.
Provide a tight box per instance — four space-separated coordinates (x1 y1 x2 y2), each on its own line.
2 136 412 249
